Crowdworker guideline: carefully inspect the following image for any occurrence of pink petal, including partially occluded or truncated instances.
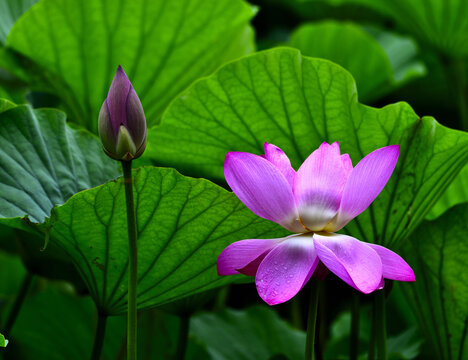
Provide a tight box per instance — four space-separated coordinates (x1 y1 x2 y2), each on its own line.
256 235 318 305
107 65 131 132
217 239 282 276
313 233 382 293
367 244 415 282
377 277 385 290
331 141 341 154
341 153 353 175
294 142 348 231
225 152 302 232
330 145 400 231
264 143 296 187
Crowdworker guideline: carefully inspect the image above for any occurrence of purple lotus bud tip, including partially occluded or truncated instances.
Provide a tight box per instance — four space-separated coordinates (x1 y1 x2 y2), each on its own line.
98 65 147 161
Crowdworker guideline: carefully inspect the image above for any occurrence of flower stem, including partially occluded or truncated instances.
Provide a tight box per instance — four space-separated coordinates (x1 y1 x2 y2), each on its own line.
305 279 320 360
175 315 190 360
4 272 34 334
350 292 360 360
122 160 138 360
90 311 108 360
368 297 377 360
291 295 303 329
374 290 387 360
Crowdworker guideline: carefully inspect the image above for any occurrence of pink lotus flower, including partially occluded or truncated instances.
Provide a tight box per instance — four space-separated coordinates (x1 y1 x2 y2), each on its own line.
217 142 415 305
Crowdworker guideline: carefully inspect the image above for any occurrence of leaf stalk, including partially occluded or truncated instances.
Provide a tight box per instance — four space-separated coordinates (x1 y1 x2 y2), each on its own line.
305 279 320 360
90 311 107 360
4 272 34 334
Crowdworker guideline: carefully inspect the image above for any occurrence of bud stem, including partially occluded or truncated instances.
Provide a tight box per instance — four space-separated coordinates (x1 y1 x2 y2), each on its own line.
122 160 138 360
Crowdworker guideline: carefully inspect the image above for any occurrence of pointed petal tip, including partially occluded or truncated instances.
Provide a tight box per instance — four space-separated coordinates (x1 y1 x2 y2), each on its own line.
116 64 127 75
113 65 130 84
223 151 298 228
387 144 400 154
366 243 415 282
216 239 281 276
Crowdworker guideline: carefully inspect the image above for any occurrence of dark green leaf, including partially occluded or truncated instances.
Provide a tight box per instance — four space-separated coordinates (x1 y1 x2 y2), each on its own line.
402 204 468 360
146 48 468 248
325 309 421 360
364 25 426 85
137 309 210 360
0 250 27 301
0 104 120 231
303 0 468 56
5 286 125 360
0 0 38 45
288 21 425 102
7 0 256 132
426 164 468 220
47 167 287 314
191 306 306 360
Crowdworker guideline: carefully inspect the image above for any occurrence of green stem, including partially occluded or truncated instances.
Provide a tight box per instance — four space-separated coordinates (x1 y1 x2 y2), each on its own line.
175 315 190 360
4 272 34 334
90 311 108 360
305 280 320 360
213 286 229 312
350 292 360 360
368 296 377 360
317 281 326 360
290 295 303 330
375 290 387 360
122 160 138 360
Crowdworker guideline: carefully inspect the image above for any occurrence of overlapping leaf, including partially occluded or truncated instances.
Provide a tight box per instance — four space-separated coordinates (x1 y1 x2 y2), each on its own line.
47 167 287 314
0 103 120 231
6 286 125 360
0 0 38 45
303 0 468 56
288 21 425 102
146 48 468 248
7 0 256 132
426 164 468 220
402 205 468 360
191 306 306 360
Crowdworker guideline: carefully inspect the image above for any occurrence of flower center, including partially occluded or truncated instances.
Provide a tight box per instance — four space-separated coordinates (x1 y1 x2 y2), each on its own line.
298 216 312 232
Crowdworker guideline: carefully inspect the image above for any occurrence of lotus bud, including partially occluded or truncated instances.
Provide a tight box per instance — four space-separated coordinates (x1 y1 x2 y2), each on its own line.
98 65 146 161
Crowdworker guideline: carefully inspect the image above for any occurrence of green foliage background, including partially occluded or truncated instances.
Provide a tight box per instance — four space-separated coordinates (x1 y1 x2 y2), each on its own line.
0 0 467 359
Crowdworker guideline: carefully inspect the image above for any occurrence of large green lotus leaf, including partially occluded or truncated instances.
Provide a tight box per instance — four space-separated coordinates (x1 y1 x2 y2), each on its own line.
5 286 125 360
288 21 425 102
0 98 15 112
0 250 27 301
146 48 468 248
136 309 210 359
47 167 287 314
0 0 38 45
426 164 468 220
191 305 306 360
325 310 422 360
0 85 25 104
0 103 120 232
6 0 256 132
402 204 468 360
303 0 468 57
364 25 426 85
